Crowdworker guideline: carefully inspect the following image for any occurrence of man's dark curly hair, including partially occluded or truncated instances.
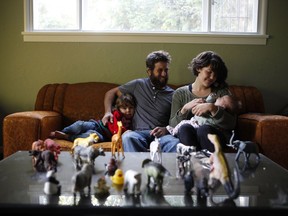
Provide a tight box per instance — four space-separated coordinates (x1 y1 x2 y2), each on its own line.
146 50 172 71
188 51 228 88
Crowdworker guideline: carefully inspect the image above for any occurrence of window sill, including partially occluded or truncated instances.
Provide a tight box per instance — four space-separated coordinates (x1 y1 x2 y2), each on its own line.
22 32 269 45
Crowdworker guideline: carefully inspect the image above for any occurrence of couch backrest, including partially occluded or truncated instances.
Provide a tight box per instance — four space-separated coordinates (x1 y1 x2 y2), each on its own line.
35 82 265 126
228 85 265 114
35 82 119 126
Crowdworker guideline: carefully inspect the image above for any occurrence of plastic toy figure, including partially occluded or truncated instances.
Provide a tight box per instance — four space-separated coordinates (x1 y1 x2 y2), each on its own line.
73 145 105 170
71 163 94 199
150 137 162 164
141 158 170 192
44 138 61 161
104 157 118 176
44 170 61 195
71 133 100 153
111 168 124 185
111 121 125 159
207 134 240 201
123 169 142 195
94 176 110 201
29 150 57 172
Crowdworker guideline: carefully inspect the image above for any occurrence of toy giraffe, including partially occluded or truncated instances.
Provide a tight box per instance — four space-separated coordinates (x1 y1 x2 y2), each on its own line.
111 121 125 159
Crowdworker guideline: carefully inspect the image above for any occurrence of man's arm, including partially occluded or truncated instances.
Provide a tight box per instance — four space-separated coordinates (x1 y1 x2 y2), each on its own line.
102 87 122 125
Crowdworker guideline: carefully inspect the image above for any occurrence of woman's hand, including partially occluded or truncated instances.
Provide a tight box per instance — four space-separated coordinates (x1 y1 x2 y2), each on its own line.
192 103 218 116
150 127 168 138
181 98 204 114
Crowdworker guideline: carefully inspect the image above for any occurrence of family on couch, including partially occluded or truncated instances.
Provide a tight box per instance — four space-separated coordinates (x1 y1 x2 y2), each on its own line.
50 50 238 154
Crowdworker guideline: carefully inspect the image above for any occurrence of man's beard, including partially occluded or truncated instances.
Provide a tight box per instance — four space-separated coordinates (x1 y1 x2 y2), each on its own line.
150 75 168 90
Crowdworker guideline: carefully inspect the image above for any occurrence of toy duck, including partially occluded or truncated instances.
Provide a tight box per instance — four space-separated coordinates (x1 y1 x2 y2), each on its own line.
111 168 124 185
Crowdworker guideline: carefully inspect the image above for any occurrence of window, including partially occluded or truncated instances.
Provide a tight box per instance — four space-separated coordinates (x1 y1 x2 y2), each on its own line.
23 0 269 44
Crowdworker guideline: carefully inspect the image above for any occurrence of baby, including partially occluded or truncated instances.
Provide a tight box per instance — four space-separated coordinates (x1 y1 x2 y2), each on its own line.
167 94 238 136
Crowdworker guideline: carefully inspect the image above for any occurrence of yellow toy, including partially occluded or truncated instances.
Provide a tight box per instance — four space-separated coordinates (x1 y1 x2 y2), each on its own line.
111 121 125 159
111 168 124 185
71 133 99 153
207 134 240 201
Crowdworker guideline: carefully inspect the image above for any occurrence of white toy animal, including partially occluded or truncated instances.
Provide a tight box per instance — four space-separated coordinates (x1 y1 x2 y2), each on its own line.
123 169 142 195
43 170 61 195
150 137 162 163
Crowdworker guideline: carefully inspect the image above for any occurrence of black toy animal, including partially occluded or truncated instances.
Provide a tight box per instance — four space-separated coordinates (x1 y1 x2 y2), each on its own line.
29 150 57 172
228 130 260 163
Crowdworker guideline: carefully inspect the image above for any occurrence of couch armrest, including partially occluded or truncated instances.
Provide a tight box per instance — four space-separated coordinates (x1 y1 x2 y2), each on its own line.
236 113 288 169
3 111 62 158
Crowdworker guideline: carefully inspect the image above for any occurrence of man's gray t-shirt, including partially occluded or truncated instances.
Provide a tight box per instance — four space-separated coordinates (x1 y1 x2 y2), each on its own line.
119 78 174 130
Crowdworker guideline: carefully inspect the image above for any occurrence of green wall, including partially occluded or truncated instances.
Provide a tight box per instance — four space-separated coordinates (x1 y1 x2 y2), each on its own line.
1 0 288 116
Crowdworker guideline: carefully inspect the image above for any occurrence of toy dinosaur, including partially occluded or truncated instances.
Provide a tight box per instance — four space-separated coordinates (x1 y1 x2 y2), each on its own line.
111 121 125 159
207 134 240 202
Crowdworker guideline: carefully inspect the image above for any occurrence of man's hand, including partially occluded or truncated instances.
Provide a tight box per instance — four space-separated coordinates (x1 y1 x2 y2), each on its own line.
102 112 113 126
150 127 168 137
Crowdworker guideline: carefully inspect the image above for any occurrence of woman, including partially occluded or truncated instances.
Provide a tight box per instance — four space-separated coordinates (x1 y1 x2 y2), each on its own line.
169 51 237 152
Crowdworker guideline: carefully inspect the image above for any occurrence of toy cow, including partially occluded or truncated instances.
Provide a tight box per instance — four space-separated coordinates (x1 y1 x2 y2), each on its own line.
142 158 171 192
123 169 142 195
44 170 61 195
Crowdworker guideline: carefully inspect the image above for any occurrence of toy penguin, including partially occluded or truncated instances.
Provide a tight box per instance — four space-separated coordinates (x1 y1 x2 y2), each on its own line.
44 170 61 195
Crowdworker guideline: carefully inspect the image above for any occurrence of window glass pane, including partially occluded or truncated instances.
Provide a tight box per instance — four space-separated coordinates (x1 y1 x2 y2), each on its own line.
211 0 258 33
82 0 203 32
33 0 79 30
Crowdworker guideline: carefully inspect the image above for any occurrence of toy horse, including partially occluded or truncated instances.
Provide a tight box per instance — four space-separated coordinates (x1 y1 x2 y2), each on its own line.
150 137 162 164
71 133 99 154
111 121 125 159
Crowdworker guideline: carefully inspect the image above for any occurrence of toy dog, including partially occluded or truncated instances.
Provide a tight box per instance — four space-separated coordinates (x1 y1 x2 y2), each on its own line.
71 133 99 153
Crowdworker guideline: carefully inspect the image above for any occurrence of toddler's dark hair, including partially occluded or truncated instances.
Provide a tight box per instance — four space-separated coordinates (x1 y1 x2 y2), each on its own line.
115 93 137 109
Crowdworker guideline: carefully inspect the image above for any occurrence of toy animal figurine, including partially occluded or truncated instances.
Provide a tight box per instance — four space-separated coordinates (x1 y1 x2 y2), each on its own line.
142 158 171 192
44 170 61 195
185 155 209 200
73 145 105 170
111 121 125 159
150 137 162 164
71 163 94 200
104 157 118 176
29 150 57 172
123 169 142 195
176 143 195 179
111 168 124 185
94 176 110 201
31 139 45 165
44 138 61 161
71 133 100 153
207 134 240 201
228 130 260 163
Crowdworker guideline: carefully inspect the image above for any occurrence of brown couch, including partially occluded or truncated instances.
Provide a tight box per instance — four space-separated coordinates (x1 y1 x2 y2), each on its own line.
3 82 288 169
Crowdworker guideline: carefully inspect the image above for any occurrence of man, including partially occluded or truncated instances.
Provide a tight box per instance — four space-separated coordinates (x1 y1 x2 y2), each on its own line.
102 50 179 152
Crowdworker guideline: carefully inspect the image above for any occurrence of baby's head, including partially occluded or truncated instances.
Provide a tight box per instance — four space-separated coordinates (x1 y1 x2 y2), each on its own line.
115 93 136 119
215 95 239 113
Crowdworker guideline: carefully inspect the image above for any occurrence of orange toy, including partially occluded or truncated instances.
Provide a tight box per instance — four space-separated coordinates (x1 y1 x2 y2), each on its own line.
111 121 125 159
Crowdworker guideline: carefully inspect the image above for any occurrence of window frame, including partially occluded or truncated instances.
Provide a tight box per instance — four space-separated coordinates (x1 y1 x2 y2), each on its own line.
22 0 269 45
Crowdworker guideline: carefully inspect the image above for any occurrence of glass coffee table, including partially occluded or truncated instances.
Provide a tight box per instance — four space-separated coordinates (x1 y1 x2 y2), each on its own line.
0 150 287 214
